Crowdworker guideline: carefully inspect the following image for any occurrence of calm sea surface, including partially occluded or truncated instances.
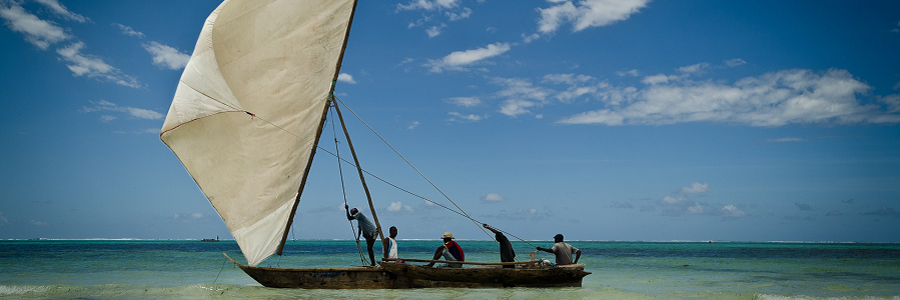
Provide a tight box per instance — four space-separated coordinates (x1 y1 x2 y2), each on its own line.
1 240 898 299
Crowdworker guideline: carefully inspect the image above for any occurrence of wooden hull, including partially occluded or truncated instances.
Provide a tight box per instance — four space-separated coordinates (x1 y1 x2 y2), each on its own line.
227 255 520 289
378 262 591 287
226 255 589 289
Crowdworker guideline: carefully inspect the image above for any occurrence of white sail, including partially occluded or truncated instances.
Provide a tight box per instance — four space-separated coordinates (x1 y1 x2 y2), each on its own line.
160 0 357 266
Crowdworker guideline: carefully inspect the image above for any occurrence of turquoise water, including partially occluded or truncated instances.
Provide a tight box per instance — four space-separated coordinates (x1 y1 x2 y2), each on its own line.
1 240 898 299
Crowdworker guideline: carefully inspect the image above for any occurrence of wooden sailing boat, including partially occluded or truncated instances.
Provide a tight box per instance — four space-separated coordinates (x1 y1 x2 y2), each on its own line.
160 0 589 289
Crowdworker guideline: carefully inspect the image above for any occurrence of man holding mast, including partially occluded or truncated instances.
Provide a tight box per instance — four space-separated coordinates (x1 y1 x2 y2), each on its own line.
483 224 515 268
346 205 378 267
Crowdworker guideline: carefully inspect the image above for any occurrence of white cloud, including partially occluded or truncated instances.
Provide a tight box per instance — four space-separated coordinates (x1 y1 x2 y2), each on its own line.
397 0 459 11
2 3 140 88
659 195 703 216
0 211 7 225
659 195 747 218
445 7 472 21
661 195 690 205
58 42 141 88
32 0 87 23
679 182 709 194
543 74 599 102
494 77 554 101
0 2 70 49
445 96 482 107
481 193 505 202
408 120 421 129
426 42 511 73
880 93 899 113
687 203 704 214
143 41 190 70
543 73 594 85
387 201 413 213
99 115 116 123
397 0 470 37
407 15 431 29
720 205 747 218
557 68 900 127
81 100 163 121
448 111 484 122
114 23 144 37
173 213 207 222
522 33 540 43
617 69 639 77
499 99 538 117
678 62 710 74
537 0 650 34
127 107 164 119
31 220 48 226
492 77 556 117
338 73 357 84
725 58 747 67
426 23 447 37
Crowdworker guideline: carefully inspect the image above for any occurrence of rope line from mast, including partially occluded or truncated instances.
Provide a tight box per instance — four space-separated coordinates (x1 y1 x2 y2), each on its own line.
244 101 534 248
330 105 368 266
332 96 493 240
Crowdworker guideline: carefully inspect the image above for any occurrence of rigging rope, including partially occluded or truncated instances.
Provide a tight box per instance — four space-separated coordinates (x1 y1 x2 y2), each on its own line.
244 100 535 249
212 256 227 285
332 97 493 240
330 106 368 266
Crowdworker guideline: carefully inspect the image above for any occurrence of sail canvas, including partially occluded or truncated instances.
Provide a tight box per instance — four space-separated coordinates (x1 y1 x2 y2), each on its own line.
160 0 356 266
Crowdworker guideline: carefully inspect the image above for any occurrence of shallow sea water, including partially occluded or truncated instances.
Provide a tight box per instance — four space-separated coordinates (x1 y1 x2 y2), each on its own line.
1 240 898 299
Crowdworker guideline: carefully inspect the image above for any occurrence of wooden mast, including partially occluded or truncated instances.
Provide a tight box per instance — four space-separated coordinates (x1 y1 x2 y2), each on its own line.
334 102 384 241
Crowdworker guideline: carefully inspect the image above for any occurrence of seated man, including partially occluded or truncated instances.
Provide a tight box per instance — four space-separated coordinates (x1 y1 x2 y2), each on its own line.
383 226 398 260
425 231 464 268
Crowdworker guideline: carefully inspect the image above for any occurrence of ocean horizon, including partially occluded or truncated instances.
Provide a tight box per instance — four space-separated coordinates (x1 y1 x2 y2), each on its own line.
2 239 898 299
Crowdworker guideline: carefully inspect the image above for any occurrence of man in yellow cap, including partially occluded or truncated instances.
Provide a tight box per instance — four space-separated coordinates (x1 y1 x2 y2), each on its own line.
425 231 465 268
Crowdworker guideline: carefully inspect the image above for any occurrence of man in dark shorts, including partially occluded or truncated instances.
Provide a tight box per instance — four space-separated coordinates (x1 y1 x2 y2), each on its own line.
346 205 378 267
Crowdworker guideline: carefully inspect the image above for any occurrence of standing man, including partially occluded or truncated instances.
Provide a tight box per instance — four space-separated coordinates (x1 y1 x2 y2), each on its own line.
536 233 581 265
483 224 515 268
425 231 465 268
346 205 378 267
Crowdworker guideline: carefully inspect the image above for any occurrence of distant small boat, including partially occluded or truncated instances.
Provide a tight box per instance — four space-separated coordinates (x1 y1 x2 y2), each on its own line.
201 236 219 242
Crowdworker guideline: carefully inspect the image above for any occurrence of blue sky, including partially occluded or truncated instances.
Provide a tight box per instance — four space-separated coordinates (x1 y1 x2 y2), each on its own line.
1 0 899 243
